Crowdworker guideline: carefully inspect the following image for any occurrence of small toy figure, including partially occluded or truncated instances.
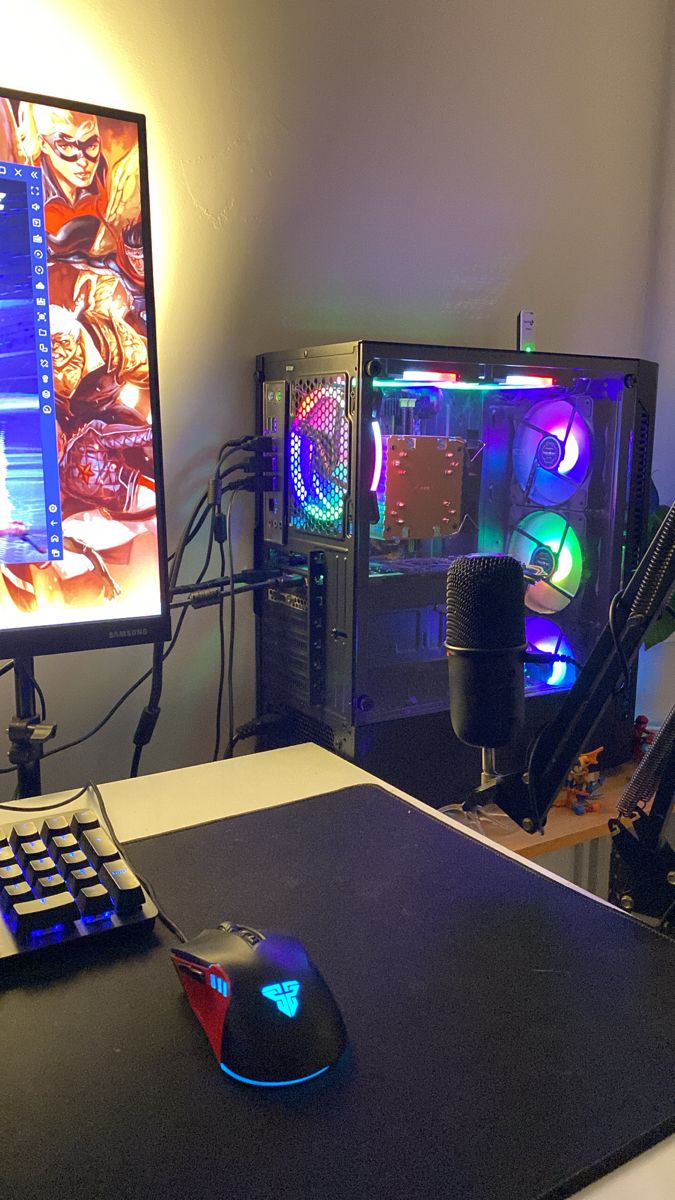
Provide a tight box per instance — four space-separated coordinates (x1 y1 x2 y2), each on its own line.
632 715 656 762
555 747 605 814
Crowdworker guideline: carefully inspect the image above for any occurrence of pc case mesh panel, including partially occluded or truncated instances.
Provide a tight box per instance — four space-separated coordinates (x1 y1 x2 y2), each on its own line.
289 375 350 538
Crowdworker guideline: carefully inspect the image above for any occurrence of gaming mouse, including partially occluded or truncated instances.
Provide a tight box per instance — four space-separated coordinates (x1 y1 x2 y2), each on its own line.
171 920 347 1086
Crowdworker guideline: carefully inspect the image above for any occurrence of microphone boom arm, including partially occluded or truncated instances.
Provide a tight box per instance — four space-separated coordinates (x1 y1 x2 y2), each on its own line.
480 502 675 836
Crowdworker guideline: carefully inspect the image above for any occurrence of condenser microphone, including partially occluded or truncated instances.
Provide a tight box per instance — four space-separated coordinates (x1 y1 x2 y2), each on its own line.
445 555 526 749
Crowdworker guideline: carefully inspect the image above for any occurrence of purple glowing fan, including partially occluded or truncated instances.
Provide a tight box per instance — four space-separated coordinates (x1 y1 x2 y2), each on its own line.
525 616 578 692
513 398 592 506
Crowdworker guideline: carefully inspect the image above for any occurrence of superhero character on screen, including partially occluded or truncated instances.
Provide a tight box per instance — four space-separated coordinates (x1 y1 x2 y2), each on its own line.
18 104 106 255
15 102 144 289
58 419 156 520
49 293 150 434
0 97 157 615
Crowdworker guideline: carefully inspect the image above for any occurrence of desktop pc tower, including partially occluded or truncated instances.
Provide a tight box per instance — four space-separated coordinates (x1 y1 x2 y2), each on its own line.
254 341 657 807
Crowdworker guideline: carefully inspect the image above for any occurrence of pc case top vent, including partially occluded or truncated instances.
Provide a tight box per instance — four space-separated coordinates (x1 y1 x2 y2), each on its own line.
289 374 350 539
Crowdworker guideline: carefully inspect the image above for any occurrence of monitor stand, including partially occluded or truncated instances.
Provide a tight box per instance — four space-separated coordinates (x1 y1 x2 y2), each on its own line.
7 657 56 798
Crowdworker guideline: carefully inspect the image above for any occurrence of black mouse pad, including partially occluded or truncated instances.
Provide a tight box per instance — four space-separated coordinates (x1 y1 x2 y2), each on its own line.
3 784 674 1200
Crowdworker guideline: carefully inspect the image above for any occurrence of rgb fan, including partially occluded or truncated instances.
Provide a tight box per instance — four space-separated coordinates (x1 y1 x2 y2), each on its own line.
525 616 577 691
512 398 592 506
289 377 350 537
508 510 583 613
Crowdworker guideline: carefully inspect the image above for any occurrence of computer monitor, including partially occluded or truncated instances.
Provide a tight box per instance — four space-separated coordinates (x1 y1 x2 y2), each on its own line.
0 86 170 659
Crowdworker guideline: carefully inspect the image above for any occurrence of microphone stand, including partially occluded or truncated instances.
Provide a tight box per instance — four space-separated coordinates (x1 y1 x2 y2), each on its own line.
480 747 497 789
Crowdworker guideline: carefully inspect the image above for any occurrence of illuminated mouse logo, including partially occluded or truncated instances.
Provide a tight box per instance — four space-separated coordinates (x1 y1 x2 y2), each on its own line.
261 980 301 1018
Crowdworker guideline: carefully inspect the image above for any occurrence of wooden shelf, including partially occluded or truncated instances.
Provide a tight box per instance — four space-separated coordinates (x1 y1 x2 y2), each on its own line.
461 763 636 859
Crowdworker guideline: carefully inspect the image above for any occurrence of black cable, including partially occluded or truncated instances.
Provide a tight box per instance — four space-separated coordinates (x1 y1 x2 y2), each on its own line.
217 434 256 465
129 640 164 779
222 733 240 760
171 567 294 596
169 501 210 561
222 712 286 760
213 542 227 761
226 493 238 755
0 660 14 680
168 440 255 579
130 498 220 778
88 781 188 944
609 590 631 693
169 577 279 611
0 781 91 813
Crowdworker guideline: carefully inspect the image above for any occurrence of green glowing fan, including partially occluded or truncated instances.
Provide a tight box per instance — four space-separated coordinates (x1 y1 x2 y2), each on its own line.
508 510 583 613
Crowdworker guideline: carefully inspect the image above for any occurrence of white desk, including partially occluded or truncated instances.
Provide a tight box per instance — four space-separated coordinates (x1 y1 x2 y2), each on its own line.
16 743 675 1200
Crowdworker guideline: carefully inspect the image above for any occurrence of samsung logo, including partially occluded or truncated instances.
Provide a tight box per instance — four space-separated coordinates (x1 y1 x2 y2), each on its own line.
109 628 148 639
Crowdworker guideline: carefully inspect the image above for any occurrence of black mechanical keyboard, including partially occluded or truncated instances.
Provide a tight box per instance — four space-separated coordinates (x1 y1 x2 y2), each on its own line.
0 806 156 964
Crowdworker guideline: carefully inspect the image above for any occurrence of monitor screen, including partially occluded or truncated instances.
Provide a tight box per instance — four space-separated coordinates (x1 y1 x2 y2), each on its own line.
0 86 169 658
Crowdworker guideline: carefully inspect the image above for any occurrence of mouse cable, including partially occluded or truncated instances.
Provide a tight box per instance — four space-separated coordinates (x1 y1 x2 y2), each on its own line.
89 780 189 944
0 781 91 814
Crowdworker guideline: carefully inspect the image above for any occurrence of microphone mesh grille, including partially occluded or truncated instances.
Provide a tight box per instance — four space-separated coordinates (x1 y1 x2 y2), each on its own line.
445 555 526 650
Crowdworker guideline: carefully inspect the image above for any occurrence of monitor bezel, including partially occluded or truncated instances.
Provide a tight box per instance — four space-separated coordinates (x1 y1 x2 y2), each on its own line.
0 84 171 659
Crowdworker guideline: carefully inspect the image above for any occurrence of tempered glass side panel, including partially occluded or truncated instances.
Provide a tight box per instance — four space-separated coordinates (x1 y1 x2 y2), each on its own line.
358 351 629 720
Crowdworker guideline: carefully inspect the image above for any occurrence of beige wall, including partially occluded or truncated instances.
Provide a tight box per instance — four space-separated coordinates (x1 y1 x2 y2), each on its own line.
0 0 671 790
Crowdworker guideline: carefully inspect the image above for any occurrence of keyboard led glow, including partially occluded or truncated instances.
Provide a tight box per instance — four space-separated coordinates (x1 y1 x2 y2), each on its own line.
0 806 156 964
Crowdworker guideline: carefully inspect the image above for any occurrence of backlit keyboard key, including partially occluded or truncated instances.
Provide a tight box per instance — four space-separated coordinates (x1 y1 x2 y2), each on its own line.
41 815 70 840
50 833 78 854
68 866 98 893
100 859 145 914
58 850 88 873
26 856 57 885
1 880 32 910
70 809 99 836
16 839 48 867
81 829 117 867
10 822 39 850
36 873 67 897
0 846 15 865
11 891 79 937
0 863 23 886
76 884 112 918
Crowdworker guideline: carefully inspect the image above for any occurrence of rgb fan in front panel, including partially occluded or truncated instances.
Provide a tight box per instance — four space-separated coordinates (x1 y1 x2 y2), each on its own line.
289 375 350 537
512 398 592 506
525 616 578 692
508 510 584 613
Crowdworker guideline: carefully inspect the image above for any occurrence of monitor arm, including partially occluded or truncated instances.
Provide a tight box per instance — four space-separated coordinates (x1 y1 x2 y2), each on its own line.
476 502 675 850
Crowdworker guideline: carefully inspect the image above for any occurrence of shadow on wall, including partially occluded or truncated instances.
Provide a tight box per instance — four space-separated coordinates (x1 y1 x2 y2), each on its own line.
636 638 675 726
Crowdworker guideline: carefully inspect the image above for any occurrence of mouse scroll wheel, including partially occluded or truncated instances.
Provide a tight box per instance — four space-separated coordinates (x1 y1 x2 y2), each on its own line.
219 921 264 946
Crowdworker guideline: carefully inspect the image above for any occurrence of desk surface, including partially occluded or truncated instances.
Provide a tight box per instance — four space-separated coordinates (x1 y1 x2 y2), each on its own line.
5 745 674 1200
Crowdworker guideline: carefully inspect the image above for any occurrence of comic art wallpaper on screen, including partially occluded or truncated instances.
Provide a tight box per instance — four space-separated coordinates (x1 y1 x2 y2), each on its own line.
0 91 164 637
